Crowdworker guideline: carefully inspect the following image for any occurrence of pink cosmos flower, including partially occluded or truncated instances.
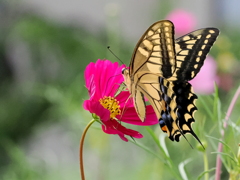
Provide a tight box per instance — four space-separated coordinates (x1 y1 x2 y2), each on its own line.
190 56 219 94
166 9 196 35
83 59 158 141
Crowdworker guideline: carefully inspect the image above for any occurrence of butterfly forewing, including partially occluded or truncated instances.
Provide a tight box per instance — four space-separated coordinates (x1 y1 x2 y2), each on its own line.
130 20 176 79
168 28 220 82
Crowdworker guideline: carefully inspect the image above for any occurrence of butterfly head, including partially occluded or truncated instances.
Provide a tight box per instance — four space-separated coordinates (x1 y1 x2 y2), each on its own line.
121 67 129 74
122 67 132 92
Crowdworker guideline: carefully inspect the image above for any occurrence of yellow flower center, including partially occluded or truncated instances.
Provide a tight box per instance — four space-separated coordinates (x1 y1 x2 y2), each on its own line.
99 96 121 119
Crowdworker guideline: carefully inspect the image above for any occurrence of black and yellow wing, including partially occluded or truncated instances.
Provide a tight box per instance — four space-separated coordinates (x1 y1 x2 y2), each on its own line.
168 28 220 82
123 20 177 122
122 20 219 145
129 20 176 79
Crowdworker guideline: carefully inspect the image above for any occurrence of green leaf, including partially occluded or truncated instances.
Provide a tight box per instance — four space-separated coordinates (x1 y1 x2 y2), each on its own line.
197 168 216 180
178 159 192 180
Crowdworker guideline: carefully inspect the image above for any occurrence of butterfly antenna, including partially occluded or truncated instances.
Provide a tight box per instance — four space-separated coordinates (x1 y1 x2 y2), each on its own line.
107 46 125 65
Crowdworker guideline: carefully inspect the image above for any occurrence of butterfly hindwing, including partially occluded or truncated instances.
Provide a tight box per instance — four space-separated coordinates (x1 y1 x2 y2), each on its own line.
136 73 177 122
133 88 146 121
173 82 202 143
136 76 190 141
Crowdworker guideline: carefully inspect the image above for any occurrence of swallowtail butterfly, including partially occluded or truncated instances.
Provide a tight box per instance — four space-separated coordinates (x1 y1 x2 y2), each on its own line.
122 20 219 146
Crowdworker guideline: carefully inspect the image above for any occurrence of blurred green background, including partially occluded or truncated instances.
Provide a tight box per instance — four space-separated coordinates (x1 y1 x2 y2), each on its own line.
0 1 240 180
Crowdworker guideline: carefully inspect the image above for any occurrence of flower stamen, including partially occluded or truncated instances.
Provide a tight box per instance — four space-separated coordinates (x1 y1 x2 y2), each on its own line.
99 96 121 119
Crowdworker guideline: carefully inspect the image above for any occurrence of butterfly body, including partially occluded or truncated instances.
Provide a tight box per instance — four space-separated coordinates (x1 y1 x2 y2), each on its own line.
122 20 219 144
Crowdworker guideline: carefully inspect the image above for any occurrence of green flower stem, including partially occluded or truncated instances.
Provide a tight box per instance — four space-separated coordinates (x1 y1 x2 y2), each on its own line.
79 119 96 180
203 150 209 180
215 85 240 180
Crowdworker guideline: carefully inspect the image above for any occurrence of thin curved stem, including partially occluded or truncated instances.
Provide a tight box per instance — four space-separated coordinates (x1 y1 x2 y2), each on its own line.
203 151 209 180
215 86 240 180
79 119 96 180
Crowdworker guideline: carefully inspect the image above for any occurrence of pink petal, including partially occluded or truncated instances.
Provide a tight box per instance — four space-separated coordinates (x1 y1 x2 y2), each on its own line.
115 91 158 126
84 59 126 100
83 100 94 112
83 100 110 121
116 91 133 107
84 63 96 90
119 105 158 126
102 119 143 141
94 60 123 98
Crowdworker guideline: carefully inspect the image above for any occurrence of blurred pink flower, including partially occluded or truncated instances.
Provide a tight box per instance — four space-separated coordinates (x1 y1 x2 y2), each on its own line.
166 9 196 35
190 56 219 94
218 73 234 92
83 59 158 141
